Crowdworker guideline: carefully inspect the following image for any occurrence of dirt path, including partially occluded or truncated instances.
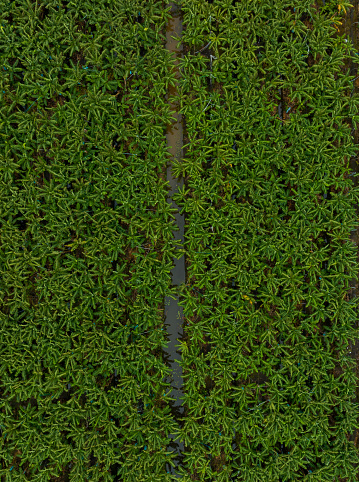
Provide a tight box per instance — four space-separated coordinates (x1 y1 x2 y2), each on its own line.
164 1 185 477
340 0 359 451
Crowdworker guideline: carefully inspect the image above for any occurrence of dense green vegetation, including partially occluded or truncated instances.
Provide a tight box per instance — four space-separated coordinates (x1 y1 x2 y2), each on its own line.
0 1 179 481
1 0 359 481
173 0 359 480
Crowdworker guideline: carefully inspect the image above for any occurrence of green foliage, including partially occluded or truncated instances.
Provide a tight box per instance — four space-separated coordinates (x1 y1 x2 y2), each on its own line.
0 0 179 480
174 0 359 480
1 0 359 480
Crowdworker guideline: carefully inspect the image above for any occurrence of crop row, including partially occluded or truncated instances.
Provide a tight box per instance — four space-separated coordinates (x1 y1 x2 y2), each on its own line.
0 1 180 481
172 0 359 480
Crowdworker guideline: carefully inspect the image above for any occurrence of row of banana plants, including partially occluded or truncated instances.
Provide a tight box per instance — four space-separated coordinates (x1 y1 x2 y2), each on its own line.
173 0 359 480
0 1 181 481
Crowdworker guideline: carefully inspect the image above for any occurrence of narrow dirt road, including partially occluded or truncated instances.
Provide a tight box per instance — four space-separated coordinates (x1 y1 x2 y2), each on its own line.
341 0 359 452
164 1 185 478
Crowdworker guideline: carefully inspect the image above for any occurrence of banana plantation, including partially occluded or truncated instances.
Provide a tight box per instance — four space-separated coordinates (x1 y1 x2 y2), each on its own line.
1 0 359 481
